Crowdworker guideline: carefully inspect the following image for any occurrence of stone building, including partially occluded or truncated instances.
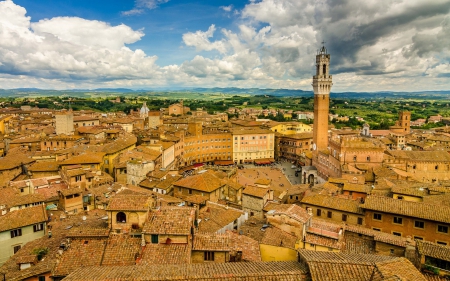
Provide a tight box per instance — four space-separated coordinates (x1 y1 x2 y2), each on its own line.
275 132 313 165
55 112 74 135
384 150 450 182
361 196 450 244
106 195 152 233
183 122 233 165
242 185 273 219
127 159 155 186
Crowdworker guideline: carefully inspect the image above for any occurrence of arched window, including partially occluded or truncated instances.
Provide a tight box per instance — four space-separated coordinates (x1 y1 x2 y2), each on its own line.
353 155 357 161
367 156 370 162
323 64 326 75
116 212 126 223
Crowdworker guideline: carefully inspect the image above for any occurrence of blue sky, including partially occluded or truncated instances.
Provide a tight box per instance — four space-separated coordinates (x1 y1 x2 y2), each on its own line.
0 0 450 91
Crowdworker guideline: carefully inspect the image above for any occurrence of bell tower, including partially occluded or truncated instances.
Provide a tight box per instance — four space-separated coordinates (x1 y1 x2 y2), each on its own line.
312 44 332 162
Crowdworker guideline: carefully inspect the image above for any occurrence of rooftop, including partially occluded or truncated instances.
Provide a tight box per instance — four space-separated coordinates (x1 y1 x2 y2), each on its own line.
63 261 307 281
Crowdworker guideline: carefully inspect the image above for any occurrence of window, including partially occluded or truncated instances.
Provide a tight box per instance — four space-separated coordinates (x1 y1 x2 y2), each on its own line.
75 175 82 182
372 228 381 231
342 214 347 222
189 189 193 194
151 234 159 244
414 236 423 241
353 155 357 161
367 156 370 162
393 232 402 236
393 217 403 225
327 211 332 218
20 188 24 193
437 241 448 246
397 196 404 200
390 249 394 255
116 212 126 223
33 223 44 232
10 229 22 238
373 213 382 221
204 251 215 261
357 217 363 225
414 221 425 229
13 245 21 254
438 225 448 234
38 276 46 281
316 209 321 216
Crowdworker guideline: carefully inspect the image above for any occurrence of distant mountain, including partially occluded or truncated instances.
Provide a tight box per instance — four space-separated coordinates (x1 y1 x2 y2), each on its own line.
0 87 449 99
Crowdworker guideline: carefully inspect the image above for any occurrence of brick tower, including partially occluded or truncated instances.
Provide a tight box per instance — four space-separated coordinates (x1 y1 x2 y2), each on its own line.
398 111 411 134
312 44 332 164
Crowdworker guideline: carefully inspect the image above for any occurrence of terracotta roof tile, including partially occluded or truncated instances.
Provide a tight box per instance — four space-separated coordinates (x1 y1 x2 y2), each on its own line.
243 185 270 198
139 243 191 265
362 195 450 224
301 194 363 214
198 203 244 233
226 230 261 262
417 240 450 262
0 204 47 232
63 261 307 281
106 195 151 211
373 258 427 281
173 170 224 192
193 233 231 251
142 207 195 235
260 226 297 249
267 204 312 224
53 238 107 277
101 235 141 266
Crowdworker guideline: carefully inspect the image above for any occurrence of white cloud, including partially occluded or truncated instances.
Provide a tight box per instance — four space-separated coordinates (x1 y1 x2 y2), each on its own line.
122 0 169 16
31 17 144 50
0 0 160 83
182 25 228 54
1 0 450 91
220 5 233 12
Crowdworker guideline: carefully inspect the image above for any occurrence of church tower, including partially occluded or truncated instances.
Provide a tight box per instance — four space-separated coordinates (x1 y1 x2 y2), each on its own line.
312 44 332 161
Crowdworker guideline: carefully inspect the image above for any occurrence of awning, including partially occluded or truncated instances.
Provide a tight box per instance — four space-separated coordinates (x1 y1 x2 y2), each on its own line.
214 160 234 166
178 165 195 174
193 163 204 168
254 158 275 165
46 204 57 210
243 159 253 163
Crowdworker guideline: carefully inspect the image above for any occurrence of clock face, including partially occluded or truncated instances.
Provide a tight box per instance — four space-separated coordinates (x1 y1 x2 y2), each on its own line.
313 143 317 150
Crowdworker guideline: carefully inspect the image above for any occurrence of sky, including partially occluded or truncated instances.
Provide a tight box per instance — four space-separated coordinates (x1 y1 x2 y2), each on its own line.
0 0 449 92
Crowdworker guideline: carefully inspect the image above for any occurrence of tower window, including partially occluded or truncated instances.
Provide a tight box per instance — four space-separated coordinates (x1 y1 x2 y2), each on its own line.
323 64 326 75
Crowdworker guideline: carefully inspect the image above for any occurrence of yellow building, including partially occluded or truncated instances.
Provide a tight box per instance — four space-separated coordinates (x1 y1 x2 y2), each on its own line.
183 122 232 165
0 115 13 135
232 127 275 164
101 134 137 174
268 122 312 135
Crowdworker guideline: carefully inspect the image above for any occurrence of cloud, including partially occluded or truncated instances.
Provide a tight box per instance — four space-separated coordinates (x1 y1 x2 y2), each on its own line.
122 0 169 16
0 0 159 82
220 5 233 12
182 25 228 53
1 0 450 91
31 17 144 50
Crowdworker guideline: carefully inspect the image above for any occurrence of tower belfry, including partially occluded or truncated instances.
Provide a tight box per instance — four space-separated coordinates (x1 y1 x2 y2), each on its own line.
312 43 332 163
